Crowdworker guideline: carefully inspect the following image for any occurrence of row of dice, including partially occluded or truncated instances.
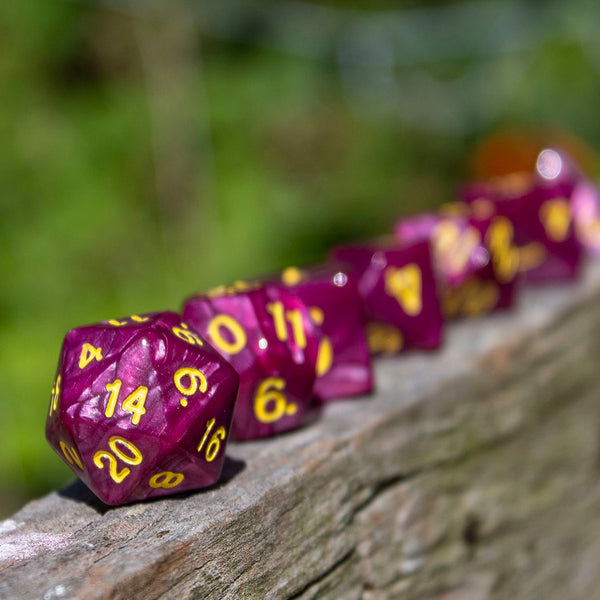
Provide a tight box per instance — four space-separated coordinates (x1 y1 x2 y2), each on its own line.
46 145 600 506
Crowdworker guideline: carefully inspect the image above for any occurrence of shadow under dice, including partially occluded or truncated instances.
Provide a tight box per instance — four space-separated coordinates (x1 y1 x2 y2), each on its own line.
331 240 443 355
395 211 519 319
183 284 320 440
279 265 373 402
45 312 239 506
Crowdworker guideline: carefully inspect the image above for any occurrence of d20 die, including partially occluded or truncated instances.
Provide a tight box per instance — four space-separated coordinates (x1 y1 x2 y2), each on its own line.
331 239 443 355
46 311 239 506
183 283 320 440
395 210 519 319
278 264 373 402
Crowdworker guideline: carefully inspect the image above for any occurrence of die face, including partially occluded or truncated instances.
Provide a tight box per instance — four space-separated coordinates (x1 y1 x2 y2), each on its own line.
493 186 580 282
279 265 373 401
332 241 443 353
183 285 319 440
572 180 600 254
466 215 520 312
45 311 239 506
396 211 520 320
460 153 584 282
395 213 489 287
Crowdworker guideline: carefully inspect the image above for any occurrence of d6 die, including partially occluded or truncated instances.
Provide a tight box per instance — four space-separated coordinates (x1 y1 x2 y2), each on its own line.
279 265 373 401
46 312 239 506
395 210 519 319
331 240 443 355
183 283 320 440
460 148 583 282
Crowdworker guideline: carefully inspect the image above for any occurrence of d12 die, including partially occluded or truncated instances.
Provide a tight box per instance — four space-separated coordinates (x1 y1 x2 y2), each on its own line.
46 312 239 506
331 239 443 355
279 265 373 402
460 148 583 282
395 210 519 319
183 283 320 440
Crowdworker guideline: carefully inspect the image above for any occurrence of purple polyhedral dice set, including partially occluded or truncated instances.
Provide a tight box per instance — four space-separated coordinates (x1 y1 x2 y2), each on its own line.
46 142 600 506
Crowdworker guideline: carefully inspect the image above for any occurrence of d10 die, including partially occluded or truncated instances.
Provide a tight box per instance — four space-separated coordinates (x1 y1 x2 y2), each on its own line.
279 265 373 402
395 210 519 319
46 312 239 506
183 283 320 440
460 148 583 282
331 239 443 355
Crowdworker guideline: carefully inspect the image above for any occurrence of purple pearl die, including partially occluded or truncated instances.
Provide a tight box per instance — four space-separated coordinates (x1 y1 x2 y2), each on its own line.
183 283 320 441
395 210 519 319
279 264 373 402
460 147 584 282
331 240 443 355
46 311 239 506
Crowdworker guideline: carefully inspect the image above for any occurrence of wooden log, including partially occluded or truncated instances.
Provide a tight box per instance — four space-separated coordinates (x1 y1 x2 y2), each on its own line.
2 262 600 599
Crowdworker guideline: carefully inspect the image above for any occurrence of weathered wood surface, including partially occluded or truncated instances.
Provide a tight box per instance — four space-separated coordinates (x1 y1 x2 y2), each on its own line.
3 263 600 600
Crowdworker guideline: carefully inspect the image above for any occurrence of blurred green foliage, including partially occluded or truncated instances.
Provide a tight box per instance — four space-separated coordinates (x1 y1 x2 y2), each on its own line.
1 0 599 516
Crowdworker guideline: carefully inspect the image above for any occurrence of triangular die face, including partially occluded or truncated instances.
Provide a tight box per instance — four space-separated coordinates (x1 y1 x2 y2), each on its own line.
384 264 423 316
78 343 104 369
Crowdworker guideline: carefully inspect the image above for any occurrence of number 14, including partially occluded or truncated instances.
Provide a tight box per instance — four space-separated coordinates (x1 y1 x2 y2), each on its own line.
104 380 147 425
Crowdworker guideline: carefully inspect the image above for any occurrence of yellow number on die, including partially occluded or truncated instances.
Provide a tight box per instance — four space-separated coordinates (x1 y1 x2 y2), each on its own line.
130 315 150 323
79 343 103 369
196 418 227 462
540 198 572 242
366 323 404 355
49 374 61 416
174 368 207 407
108 319 128 327
315 337 333 377
254 377 297 424
59 441 84 470
309 307 333 377
149 471 184 489
266 302 307 349
485 217 520 283
104 380 148 425
281 266 305 286
93 436 143 484
384 264 422 316
207 314 247 355
172 322 204 346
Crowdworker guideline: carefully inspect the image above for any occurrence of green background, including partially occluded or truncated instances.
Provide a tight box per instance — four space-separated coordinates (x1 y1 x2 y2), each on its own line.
1 0 600 516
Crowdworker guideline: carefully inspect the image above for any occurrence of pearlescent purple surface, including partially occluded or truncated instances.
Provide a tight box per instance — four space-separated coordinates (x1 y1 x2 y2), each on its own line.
331 240 443 354
45 311 239 506
278 265 373 402
460 148 583 282
572 180 600 255
183 284 320 440
395 211 519 319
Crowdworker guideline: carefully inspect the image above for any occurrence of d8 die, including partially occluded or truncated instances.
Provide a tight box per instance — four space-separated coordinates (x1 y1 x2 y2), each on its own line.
331 240 443 355
183 283 320 440
46 312 239 506
395 210 519 319
279 265 373 402
460 148 583 282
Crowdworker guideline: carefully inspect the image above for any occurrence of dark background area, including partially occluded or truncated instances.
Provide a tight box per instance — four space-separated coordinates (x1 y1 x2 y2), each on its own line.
1 0 599 516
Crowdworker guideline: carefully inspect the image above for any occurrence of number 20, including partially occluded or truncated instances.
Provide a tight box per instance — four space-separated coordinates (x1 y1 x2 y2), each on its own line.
93 436 143 484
